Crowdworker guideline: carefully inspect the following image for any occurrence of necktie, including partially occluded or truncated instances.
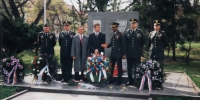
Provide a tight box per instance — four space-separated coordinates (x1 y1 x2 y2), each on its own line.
80 35 82 43
96 33 98 37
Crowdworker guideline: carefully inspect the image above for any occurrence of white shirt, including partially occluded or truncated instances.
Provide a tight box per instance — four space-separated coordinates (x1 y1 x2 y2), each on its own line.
79 34 83 40
95 32 99 36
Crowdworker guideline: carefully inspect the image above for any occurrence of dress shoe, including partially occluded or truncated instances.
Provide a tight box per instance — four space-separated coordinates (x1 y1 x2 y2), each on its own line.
113 82 121 85
106 81 113 84
61 79 67 82
126 81 134 85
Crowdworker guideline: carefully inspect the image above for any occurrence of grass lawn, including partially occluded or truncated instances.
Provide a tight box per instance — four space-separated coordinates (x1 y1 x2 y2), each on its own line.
163 42 200 87
0 86 19 99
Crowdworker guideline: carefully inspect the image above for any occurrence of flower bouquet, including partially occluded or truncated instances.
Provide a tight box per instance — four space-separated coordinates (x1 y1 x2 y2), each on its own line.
30 54 59 84
135 59 163 91
1 56 24 84
84 52 112 83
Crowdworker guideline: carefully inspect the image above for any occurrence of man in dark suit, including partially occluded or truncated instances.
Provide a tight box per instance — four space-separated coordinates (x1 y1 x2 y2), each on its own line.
38 24 56 55
59 21 76 82
124 18 145 85
88 23 105 55
101 22 126 85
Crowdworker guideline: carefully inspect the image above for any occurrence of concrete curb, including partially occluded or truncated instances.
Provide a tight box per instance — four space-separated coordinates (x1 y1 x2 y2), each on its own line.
3 90 29 100
184 72 200 95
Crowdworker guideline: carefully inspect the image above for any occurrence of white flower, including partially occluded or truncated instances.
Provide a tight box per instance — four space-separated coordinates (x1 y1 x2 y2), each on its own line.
39 57 42 60
37 61 40 64
33 69 35 71
37 70 40 72
31 60 33 63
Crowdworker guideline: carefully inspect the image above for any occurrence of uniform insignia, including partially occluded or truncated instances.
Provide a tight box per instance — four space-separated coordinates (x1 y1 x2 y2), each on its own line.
115 35 119 39
40 36 44 39
137 33 141 38
158 34 162 38
49 35 53 39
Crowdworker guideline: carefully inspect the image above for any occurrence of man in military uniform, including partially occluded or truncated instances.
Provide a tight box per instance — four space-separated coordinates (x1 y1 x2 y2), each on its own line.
124 18 145 85
148 20 168 85
59 21 76 82
148 20 168 62
38 24 56 55
101 22 126 85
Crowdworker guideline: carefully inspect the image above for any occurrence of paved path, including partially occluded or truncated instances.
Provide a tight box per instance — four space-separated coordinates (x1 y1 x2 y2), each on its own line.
11 92 146 100
1 72 199 99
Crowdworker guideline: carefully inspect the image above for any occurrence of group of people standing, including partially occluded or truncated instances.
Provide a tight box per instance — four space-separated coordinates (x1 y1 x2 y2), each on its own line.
37 17 168 85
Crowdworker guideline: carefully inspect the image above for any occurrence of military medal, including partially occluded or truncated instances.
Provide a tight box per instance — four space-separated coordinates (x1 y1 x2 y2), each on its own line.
49 35 53 39
40 36 44 39
137 33 141 38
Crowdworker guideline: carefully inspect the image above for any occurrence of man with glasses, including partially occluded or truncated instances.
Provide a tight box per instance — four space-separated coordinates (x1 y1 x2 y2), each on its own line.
101 22 126 85
124 18 145 86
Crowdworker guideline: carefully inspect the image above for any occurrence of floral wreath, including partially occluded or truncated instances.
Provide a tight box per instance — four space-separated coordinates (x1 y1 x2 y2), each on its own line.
29 54 59 84
1 56 24 84
135 59 163 91
84 52 112 83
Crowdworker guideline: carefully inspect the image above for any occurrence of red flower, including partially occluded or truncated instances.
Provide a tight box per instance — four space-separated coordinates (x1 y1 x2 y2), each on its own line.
94 65 97 68
33 62 36 65
34 56 37 60
28 65 31 69
36 66 39 69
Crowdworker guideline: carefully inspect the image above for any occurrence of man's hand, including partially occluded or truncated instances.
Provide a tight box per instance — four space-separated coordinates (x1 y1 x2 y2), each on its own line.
72 56 76 60
122 55 126 59
94 49 99 55
101 43 108 48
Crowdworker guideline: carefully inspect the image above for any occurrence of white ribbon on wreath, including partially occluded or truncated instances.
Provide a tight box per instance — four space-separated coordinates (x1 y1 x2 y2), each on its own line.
37 65 56 84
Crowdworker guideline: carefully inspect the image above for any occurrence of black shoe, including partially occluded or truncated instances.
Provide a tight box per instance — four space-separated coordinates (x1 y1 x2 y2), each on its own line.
106 81 113 84
126 81 134 85
114 82 121 85
61 79 67 82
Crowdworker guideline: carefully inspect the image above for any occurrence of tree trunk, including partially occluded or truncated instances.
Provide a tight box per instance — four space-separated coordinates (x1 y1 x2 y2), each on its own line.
9 0 20 18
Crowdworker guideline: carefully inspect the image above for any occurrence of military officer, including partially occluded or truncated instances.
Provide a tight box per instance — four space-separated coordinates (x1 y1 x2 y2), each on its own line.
124 18 145 85
38 24 56 55
101 22 126 85
148 20 168 62
148 20 168 86
59 21 76 82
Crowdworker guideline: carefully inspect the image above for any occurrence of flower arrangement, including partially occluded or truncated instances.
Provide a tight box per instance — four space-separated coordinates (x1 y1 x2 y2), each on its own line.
135 59 163 90
84 53 112 83
29 54 59 84
1 56 24 84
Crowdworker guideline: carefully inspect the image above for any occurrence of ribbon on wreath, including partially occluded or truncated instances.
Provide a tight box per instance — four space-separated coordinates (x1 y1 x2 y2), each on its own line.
139 70 152 91
86 66 107 82
37 65 56 84
7 67 17 84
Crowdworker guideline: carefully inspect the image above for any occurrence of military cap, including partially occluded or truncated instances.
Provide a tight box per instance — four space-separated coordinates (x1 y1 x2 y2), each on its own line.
130 18 138 23
44 23 49 27
153 20 161 26
63 21 72 26
110 22 119 28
